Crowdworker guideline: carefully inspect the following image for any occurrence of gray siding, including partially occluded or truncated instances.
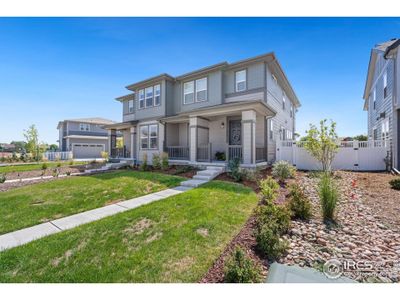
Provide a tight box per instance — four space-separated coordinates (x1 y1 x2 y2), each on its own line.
224 62 266 95
367 55 394 142
266 65 296 161
134 80 167 120
173 70 223 114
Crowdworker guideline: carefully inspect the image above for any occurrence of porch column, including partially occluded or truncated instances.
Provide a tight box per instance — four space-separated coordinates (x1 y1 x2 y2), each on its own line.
130 127 136 159
242 110 256 165
189 117 198 162
108 129 116 157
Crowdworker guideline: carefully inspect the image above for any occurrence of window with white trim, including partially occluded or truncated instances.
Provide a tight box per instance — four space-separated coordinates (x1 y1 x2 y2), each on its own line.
183 81 195 104
154 84 161 106
381 119 389 141
373 127 378 140
128 100 134 113
383 71 388 98
145 86 153 108
195 78 207 101
290 105 293 118
269 119 274 140
79 123 90 131
235 70 247 92
140 124 158 150
138 89 145 109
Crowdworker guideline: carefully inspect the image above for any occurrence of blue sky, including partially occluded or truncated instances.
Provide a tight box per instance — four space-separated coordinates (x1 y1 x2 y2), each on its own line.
0 17 399 144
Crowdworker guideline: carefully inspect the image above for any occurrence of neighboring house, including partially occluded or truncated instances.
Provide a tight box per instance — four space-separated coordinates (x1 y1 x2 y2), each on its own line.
0 143 16 152
104 52 301 168
57 117 116 159
363 38 400 170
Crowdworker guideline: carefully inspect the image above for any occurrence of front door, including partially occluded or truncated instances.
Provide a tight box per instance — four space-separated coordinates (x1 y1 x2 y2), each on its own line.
229 120 242 145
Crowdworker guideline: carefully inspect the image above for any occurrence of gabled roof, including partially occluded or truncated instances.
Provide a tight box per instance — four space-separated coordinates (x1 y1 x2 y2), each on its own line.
120 52 301 107
363 38 399 109
57 117 116 129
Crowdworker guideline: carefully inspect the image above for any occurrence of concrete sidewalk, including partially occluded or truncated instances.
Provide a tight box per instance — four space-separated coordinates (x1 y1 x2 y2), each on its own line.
0 185 192 252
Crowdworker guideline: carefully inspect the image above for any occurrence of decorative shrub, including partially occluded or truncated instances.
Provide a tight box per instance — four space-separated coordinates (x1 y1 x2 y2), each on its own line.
56 162 62 168
100 151 109 161
255 204 291 235
52 168 59 178
41 162 48 170
318 172 338 222
173 165 194 175
255 224 288 260
0 174 6 184
259 176 280 204
161 152 169 170
228 158 244 182
224 247 262 283
272 160 296 183
389 178 400 190
215 151 226 161
66 171 71 176
140 153 148 171
287 183 312 221
152 153 161 169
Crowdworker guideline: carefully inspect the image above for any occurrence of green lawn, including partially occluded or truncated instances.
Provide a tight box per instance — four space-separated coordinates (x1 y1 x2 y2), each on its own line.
0 181 258 283
0 161 86 174
0 170 184 234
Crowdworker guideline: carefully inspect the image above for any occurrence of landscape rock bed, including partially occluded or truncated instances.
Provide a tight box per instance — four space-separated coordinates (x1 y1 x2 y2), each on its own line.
0 177 59 192
279 171 400 283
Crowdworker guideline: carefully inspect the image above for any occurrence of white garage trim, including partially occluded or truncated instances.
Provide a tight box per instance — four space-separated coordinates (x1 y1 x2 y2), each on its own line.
71 143 105 159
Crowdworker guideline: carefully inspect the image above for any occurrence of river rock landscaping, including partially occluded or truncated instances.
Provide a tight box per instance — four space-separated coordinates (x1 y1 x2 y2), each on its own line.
279 171 400 283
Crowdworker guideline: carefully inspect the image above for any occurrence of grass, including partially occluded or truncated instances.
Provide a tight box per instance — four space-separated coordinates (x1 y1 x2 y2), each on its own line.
0 161 86 173
0 170 184 234
0 181 258 283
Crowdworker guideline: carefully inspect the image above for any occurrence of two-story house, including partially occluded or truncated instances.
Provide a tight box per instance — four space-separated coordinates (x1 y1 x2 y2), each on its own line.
363 38 400 170
57 117 117 159
104 52 301 168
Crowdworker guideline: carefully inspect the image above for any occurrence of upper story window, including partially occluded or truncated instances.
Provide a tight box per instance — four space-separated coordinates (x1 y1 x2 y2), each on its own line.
183 77 208 104
383 71 388 98
79 123 90 131
373 88 376 110
128 100 134 113
195 78 207 102
235 70 247 92
290 105 294 118
282 93 286 110
154 84 161 106
381 119 389 141
138 84 161 109
145 87 153 107
184 81 194 104
140 124 158 150
139 90 145 109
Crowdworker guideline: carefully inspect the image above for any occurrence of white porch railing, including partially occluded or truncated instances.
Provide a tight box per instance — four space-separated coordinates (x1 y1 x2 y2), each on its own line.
43 151 73 161
276 140 390 171
166 146 190 160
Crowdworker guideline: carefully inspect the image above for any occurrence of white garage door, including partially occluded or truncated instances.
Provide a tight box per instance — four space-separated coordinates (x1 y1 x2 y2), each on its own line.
72 144 104 159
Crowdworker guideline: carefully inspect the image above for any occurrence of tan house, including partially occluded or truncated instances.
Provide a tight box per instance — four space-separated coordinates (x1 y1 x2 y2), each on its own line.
104 52 301 168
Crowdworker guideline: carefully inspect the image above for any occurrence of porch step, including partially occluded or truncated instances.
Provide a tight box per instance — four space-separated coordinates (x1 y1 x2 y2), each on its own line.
180 179 209 188
204 166 225 172
196 170 220 177
193 175 213 181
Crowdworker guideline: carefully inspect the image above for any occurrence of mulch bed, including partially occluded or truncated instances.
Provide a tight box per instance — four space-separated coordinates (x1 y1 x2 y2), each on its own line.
0 177 61 192
355 172 400 231
134 165 197 179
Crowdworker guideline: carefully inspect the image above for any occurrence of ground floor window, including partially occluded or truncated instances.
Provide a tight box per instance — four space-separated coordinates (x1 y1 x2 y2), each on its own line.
381 119 389 140
140 124 158 149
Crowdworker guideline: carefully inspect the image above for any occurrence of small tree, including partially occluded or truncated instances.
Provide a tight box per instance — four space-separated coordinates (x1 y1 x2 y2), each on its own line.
23 124 39 158
303 119 339 172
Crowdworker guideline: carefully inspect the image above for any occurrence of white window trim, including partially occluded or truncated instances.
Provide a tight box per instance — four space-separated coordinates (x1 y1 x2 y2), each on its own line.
282 93 286 110
195 78 207 102
140 124 158 150
269 119 274 140
183 81 195 105
154 84 161 107
235 70 247 92
145 86 154 108
128 100 134 113
79 123 90 131
138 89 145 110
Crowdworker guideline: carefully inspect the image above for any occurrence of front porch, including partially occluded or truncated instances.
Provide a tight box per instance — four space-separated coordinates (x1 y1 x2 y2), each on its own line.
163 102 274 168
104 121 137 162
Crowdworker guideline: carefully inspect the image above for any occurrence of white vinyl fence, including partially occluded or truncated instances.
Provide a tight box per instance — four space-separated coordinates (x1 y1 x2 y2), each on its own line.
276 140 390 171
43 151 73 161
